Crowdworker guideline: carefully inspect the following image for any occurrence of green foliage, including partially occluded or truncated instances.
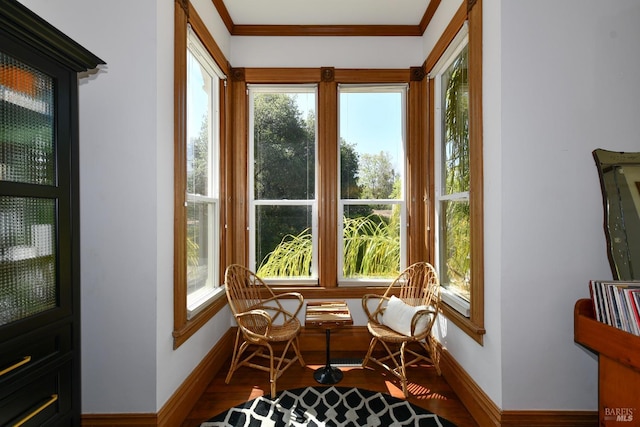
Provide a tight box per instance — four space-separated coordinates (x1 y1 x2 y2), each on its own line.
340 139 362 199
359 151 397 200
257 230 312 277
340 139 373 219
253 93 316 265
443 45 469 195
342 215 400 278
253 92 402 279
186 114 209 276
254 93 315 200
186 234 200 271
258 214 400 279
253 93 366 267
188 115 209 196
441 44 471 298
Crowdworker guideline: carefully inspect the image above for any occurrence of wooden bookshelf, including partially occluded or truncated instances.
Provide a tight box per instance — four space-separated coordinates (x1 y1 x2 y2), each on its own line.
574 298 640 424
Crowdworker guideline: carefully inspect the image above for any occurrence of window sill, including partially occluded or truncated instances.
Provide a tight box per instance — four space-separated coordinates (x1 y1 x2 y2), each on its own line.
439 301 485 345
187 286 225 320
173 288 228 349
440 287 470 317
270 285 388 300
174 285 485 348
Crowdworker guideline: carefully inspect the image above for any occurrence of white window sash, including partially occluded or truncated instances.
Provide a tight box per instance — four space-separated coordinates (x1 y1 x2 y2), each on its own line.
185 27 223 315
248 84 319 277
337 84 408 284
432 24 471 316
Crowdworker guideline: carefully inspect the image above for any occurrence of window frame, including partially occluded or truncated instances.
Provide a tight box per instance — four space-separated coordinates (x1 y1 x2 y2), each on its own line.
171 0 485 346
173 1 229 349
432 25 470 315
230 69 417 291
426 0 485 343
337 83 409 286
247 84 319 285
184 26 225 318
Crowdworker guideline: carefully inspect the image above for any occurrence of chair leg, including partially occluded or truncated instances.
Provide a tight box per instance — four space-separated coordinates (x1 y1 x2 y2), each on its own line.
225 329 243 384
427 336 441 375
268 346 276 397
293 336 306 367
400 342 408 398
362 337 377 367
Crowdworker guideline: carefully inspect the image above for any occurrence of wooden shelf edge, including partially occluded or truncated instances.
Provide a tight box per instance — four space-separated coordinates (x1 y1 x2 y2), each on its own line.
574 298 640 372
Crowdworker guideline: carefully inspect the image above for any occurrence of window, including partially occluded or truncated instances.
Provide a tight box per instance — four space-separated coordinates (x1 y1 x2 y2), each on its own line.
248 85 318 283
184 27 224 317
427 0 484 344
338 85 407 284
246 82 409 286
433 26 470 315
173 0 229 349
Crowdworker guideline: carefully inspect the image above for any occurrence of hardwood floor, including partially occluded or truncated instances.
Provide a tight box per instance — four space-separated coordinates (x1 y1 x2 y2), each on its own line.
181 350 478 426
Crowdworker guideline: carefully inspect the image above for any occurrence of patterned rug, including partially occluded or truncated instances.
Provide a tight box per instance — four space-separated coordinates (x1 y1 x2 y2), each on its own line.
201 386 457 426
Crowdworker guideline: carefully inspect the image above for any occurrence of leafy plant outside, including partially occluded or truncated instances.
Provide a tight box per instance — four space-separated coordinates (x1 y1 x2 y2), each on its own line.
257 214 400 279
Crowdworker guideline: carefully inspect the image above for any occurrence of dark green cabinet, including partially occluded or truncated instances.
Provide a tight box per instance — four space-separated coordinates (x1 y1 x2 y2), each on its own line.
0 1 103 424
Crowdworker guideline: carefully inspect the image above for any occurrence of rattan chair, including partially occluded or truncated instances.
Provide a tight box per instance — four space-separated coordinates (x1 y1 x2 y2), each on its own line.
224 264 305 396
362 262 441 398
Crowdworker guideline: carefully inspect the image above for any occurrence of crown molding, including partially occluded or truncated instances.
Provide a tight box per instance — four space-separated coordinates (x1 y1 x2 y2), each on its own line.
210 0 439 37
231 24 422 37
419 0 441 34
210 0 233 33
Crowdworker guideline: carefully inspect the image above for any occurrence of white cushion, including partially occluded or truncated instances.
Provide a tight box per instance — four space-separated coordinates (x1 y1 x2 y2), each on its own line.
381 295 432 336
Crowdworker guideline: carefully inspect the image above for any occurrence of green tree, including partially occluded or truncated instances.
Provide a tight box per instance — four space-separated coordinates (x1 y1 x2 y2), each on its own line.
340 139 361 199
254 94 363 274
254 93 314 200
187 115 209 196
340 139 371 219
441 45 471 297
358 151 397 200
253 94 314 271
185 114 210 287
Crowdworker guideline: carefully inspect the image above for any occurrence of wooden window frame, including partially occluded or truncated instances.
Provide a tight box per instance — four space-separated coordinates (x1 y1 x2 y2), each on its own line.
425 0 485 344
172 0 484 346
173 0 230 349
229 68 427 294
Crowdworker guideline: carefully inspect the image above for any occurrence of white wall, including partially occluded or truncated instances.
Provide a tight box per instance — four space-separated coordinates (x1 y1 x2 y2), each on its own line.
155 0 233 412
17 0 234 414
426 0 640 412
15 0 640 416
18 0 162 412
498 0 640 410
421 0 506 409
230 36 424 68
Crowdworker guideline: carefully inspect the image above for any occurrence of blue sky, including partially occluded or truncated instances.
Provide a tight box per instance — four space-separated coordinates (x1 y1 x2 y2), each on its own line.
295 90 404 173
339 91 403 173
187 73 405 175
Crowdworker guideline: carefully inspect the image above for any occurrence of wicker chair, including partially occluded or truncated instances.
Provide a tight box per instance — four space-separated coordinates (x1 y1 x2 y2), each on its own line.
224 264 305 396
362 262 441 398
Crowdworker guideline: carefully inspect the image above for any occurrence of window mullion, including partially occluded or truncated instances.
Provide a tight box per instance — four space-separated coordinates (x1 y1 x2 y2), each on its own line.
318 80 339 287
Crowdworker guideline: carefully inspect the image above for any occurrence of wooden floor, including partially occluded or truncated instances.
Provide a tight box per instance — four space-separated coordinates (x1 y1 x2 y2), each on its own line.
182 351 478 427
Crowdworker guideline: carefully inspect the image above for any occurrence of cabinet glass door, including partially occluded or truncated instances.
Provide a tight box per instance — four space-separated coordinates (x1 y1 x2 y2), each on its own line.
0 52 57 325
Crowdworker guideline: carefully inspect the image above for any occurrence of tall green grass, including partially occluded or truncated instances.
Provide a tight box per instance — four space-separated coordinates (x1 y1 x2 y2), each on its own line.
257 214 400 278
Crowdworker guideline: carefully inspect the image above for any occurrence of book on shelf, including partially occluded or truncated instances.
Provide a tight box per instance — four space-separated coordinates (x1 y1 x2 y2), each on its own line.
589 280 640 335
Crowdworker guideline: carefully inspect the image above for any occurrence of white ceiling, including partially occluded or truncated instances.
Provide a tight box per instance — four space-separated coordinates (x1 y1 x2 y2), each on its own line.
222 0 432 26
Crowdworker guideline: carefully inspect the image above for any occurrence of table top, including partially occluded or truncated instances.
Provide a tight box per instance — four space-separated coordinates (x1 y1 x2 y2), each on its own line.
305 300 353 328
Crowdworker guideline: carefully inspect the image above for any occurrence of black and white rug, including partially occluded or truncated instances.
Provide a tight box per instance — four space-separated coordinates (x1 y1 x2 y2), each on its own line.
201 386 457 426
